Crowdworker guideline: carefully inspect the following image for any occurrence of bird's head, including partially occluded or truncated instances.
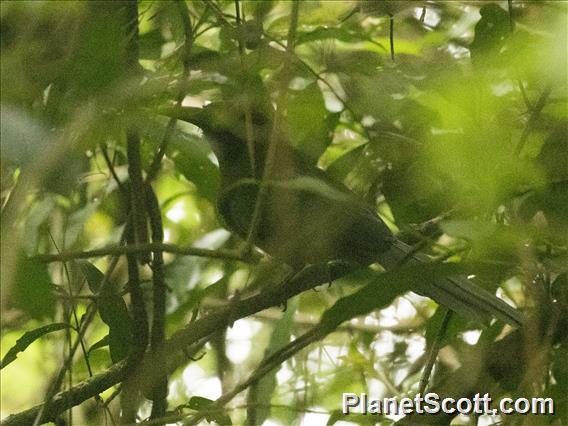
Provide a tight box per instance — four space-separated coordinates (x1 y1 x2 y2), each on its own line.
166 101 273 183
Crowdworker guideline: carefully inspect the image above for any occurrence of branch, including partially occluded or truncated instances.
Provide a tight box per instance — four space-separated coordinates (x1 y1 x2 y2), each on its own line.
122 3 151 422
418 308 452 394
184 327 326 426
1 362 127 426
2 263 352 426
145 183 168 418
33 242 255 263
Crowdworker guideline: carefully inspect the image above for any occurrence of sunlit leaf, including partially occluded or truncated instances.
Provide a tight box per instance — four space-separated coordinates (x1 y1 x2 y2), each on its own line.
88 335 110 355
0 323 71 369
139 28 165 60
286 83 335 162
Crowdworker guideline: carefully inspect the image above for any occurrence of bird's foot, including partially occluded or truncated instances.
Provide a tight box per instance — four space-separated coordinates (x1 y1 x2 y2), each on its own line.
326 260 355 287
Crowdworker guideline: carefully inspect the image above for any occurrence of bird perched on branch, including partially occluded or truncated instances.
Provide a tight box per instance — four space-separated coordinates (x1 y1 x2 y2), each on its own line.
164 100 524 328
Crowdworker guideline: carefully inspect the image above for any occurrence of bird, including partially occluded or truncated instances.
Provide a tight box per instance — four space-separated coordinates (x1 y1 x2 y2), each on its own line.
164 100 524 328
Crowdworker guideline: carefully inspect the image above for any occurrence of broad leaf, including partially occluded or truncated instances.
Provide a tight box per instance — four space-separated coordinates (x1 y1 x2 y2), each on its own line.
88 335 110 354
98 293 132 363
1 323 71 369
78 261 132 362
286 83 336 163
320 263 472 332
77 260 105 294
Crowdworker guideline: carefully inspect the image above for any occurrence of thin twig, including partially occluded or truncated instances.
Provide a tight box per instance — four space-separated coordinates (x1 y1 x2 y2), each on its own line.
33 242 256 263
100 143 126 195
389 13 395 61
29 217 127 425
243 0 300 249
122 3 151 422
507 0 515 32
514 83 553 156
146 0 194 182
418 309 453 395
2 263 356 425
146 184 168 419
505 0 533 113
48 231 96 378
184 327 326 426
262 32 373 142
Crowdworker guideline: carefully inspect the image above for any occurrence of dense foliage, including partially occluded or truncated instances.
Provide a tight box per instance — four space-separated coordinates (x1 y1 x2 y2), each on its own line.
1 1 567 425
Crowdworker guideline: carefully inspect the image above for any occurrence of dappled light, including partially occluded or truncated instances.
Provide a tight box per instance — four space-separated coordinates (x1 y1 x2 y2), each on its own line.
1 1 566 425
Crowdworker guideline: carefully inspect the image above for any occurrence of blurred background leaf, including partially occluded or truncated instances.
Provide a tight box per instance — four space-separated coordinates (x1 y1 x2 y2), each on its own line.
1 2 566 424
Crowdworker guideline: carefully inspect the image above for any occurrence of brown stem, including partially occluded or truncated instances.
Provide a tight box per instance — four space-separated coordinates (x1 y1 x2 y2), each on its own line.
122 2 150 422
418 309 453 395
145 183 168 419
2 263 352 425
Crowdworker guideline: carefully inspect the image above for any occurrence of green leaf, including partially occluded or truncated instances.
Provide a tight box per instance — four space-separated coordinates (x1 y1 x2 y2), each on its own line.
248 1 275 21
77 260 105 294
424 306 467 350
139 28 165 60
1 323 71 369
169 127 220 202
98 293 132 363
88 335 110 354
326 144 366 184
247 299 298 425
22 195 56 254
286 83 335 163
12 254 55 320
78 261 132 362
63 203 98 248
108 321 131 363
320 263 468 332
211 412 232 426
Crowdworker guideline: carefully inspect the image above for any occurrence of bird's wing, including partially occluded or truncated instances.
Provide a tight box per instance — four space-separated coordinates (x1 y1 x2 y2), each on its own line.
218 177 395 267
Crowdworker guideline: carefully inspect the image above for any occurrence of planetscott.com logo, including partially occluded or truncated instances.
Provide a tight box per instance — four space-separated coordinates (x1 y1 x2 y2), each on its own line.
342 393 554 416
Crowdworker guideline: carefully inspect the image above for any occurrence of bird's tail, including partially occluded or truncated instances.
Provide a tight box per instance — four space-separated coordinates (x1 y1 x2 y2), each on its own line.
378 239 524 328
